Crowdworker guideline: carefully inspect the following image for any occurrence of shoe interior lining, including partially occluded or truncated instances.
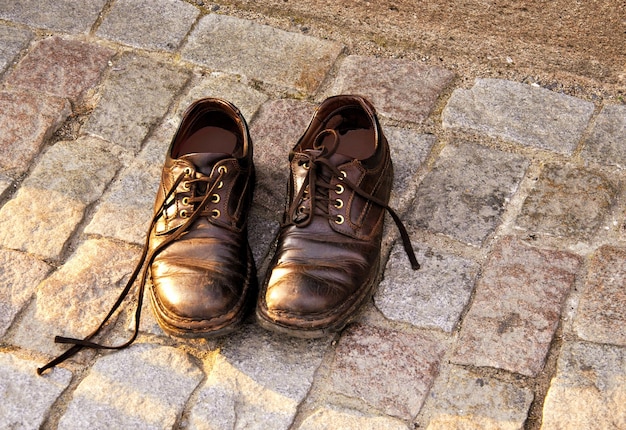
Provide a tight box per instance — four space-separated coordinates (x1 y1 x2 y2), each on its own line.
172 110 241 158
323 107 376 160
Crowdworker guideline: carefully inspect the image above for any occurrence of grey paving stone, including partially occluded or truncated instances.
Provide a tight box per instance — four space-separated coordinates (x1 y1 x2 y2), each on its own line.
327 55 455 123
0 137 120 260
541 341 626 429
581 104 626 168
442 79 595 154
0 172 11 196
182 14 343 94
574 245 626 346
408 142 529 246
9 238 141 358
0 89 70 178
298 407 409 430
375 242 479 332
96 0 199 51
0 249 51 338
6 36 114 101
0 352 72 430
58 343 204 430
0 23 33 75
0 0 107 33
187 323 329 430
516 164 618 241
453 237 581 377
329 323 444 420
83 53 190 152
424 366 533 430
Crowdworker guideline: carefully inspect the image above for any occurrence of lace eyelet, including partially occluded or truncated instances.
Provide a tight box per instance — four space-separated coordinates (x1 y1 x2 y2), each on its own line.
301 161 310 170
335 184 344 194
180 209 189 218
339 170 347 180
183 167 193 176
217 181 224 189
211 209 220 218
211 194 220 203
335 214 345 225
182 181 190 191
218 165 228 174
334 198 344 209
182 197 190 205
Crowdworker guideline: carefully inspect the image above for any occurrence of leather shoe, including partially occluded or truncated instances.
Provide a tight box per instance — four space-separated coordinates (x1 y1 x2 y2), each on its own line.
256 95 418 338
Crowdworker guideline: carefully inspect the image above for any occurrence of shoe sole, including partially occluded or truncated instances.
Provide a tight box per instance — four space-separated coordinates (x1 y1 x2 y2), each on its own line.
149 244 257 339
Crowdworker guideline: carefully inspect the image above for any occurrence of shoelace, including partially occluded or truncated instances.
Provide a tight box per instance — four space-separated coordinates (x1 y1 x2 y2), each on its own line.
37 168 226 375
285 130 420 271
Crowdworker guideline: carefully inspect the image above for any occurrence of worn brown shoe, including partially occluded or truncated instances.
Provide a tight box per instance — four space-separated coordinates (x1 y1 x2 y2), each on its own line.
256 95 419 338
148 98 256 337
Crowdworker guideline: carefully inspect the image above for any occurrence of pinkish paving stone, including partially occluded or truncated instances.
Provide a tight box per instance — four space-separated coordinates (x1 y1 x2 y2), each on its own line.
0 90 70 178
574 245 626 346
327 55 455 123
453 237 581 376
329 323 444 419
6 36 114 101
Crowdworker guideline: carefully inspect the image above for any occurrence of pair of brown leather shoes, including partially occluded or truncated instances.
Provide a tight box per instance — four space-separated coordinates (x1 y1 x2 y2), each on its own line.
147 95 419 339
38 95 418 374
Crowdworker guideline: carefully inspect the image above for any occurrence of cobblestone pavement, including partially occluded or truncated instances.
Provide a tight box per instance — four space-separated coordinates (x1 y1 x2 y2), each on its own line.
1 1 625 429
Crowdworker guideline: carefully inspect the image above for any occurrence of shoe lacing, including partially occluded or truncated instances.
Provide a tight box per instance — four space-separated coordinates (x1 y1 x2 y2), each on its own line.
37 167 227 375
285 129 420 271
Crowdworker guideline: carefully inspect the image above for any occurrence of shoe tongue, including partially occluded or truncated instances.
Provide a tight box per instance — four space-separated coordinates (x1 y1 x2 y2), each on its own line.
179 152 230 175
303 148 352 167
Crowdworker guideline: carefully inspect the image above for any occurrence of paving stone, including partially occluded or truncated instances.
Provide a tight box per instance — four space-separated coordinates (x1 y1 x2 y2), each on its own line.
516 164 618 241
58 343 204 429
0 172 12 196
453 237 581 376
581 104 626 168
329 323 444 420
0 137 120 260
187 323 329 430
375 242 479 332
9 238 141 358
408 142 529 246
0 24 33 75
0 249 51 338
96 0 199 51
0 0 107 33
6 36 114 101
0 352 72 429
574 245 626 346
328 56 455 123
298 406 409 430
424 366 533 430
182 14 343 94
83 53 190 152
442 79 595 154
386 127 435 210
0 89 70 178
541 341 626 430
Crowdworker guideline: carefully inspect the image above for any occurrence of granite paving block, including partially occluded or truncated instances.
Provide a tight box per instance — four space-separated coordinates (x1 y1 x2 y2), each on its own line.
187 323 329 430
6 36 114 101
0 23 33 75
0 352 72 430
58 343 204 429
375 242 479 332
516 164 618 240
386 127 435 210
453 237 581 376
581 104 626 168
0 90 70 178
0 137 120 260
0 0 107 33
329 324 444 419
541 341 626 429
0 249 50 338
9 239 141 358
442 79 595 154
424 366 533 430
84 53 190 151
408 142 529 246
328 55 455 123
574 245 626 346
182 14 343 94
96 0 199 51
0 172 11 196
298 407 409 430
